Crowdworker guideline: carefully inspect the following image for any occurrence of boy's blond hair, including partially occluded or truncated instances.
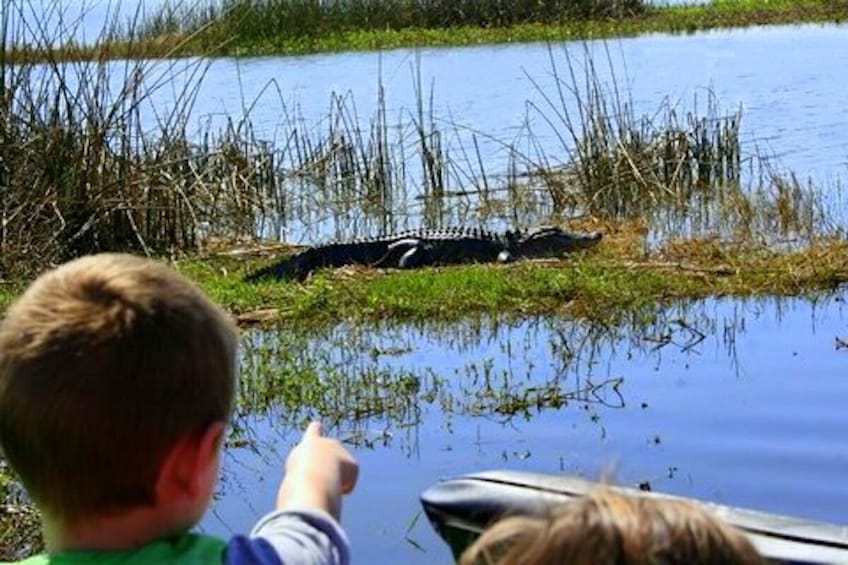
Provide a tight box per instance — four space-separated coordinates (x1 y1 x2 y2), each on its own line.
0 254 238 525
460 488 765 565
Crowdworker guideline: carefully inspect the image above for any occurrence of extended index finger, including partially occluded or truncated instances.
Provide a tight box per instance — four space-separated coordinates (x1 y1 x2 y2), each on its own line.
304 421 324 438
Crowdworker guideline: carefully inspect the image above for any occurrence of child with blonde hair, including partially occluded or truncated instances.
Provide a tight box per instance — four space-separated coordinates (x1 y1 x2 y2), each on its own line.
460 487 764 565
0 254 358 564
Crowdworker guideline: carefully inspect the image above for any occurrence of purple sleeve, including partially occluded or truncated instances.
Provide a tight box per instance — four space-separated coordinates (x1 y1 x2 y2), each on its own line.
225 535 283 565
224 509 350 565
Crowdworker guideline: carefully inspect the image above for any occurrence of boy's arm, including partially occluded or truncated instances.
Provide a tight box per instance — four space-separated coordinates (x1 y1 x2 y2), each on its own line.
225 508 349 565
224 422 359 565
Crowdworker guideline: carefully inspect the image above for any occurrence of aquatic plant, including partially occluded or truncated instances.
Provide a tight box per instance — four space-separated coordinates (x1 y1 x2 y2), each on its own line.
520 44 839 245
541 48 742 219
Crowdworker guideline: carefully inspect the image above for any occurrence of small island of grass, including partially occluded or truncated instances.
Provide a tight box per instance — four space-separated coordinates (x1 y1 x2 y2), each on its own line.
5 0 848 62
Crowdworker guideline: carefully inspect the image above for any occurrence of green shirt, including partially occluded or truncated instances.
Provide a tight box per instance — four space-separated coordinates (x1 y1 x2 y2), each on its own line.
8 508 351 565
15 534 226 565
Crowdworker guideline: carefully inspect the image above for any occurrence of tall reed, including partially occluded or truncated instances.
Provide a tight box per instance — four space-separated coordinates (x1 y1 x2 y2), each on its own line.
0 3 283 275
521 44 836 243
525 44 740 219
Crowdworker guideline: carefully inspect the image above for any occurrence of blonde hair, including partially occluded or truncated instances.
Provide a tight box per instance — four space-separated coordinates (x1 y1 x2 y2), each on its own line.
460 488 765 565
0 254 238 524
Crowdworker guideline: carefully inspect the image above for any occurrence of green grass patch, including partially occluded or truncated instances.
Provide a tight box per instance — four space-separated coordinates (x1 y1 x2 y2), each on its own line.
170 230 848 328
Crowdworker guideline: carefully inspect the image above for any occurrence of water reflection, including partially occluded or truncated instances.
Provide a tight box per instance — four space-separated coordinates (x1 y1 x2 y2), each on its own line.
205 292 848 563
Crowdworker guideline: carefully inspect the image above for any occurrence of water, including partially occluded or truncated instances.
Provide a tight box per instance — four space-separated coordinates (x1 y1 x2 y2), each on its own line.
200 24 848 241
200 293 848 563
186 24 848 185
7 20 848 241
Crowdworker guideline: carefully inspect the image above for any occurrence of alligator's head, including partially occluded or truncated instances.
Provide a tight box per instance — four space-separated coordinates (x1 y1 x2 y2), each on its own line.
515 226 603 258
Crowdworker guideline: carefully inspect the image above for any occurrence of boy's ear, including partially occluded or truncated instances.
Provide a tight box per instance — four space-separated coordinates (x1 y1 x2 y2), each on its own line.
156 422 226 502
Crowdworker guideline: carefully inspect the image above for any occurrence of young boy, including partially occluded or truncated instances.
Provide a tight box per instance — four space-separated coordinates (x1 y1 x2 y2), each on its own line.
0 253 358 564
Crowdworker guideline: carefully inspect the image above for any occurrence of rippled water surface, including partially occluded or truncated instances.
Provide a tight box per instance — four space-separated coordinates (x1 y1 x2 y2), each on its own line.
201 294 848 563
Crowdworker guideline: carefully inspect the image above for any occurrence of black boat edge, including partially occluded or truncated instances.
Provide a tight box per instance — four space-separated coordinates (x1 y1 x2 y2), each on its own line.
420 470 848 564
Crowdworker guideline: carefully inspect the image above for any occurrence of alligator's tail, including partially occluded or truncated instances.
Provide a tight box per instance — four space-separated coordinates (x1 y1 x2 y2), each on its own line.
243 256 301 282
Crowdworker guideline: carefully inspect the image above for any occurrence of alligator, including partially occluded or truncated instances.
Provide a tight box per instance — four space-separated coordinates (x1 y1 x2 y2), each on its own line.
244 226 602 282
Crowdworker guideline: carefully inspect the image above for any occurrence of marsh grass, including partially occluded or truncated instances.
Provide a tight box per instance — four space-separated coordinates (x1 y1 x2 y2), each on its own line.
529 45 744 222
3 0 846 61
55 0 837 59
143 0 646 51
0 3 288 276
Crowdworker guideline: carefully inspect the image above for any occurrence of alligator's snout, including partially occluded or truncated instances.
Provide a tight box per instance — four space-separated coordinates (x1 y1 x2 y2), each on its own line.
585 231 603 244
566 230 603 251
516 228 603 258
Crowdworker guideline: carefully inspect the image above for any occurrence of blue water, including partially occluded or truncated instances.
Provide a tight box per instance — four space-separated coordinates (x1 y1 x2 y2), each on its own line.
236 26 848 169
200 294 848 563
183 24 848 186
134 24 848 239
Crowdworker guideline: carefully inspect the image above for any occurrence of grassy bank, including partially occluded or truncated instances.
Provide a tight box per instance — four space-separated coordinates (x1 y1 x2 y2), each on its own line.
5 0 848 62
172 222 848 327
0 216 841 326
